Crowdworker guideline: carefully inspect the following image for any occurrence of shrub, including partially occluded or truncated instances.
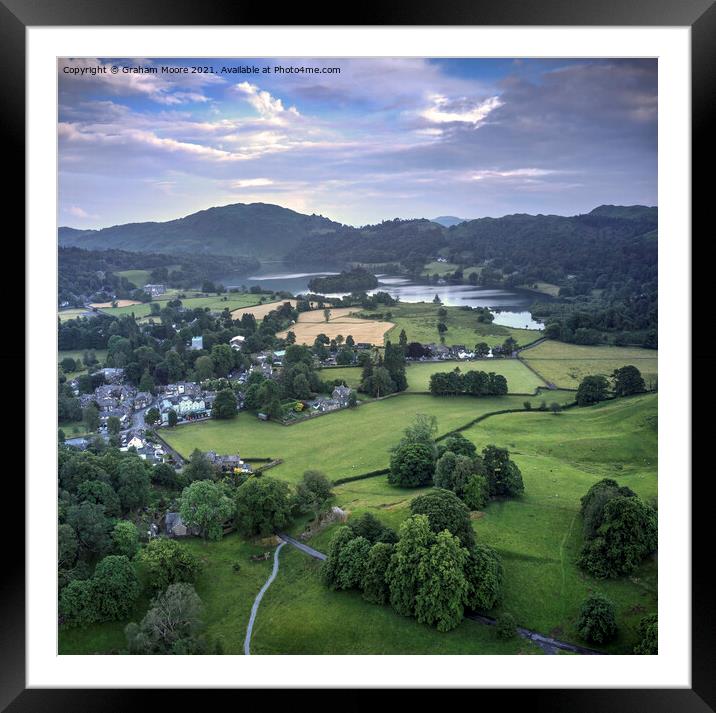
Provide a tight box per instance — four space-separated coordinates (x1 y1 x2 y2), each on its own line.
496 612 517 640
577 593 618 644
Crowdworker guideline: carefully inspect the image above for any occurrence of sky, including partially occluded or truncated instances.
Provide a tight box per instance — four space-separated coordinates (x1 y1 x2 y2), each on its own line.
58 57 657 228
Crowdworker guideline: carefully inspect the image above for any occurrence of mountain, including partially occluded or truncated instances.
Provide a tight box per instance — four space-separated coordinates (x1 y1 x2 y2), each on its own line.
431 215 469 227
58 202 343 259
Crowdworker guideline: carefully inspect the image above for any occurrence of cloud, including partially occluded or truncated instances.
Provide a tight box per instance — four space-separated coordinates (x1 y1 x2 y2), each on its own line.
67 205 94 219
420 94 503 125
231 178 274 188
234 81 300 123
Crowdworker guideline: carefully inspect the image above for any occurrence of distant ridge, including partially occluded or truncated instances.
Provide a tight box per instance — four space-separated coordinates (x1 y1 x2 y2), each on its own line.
432 215 469 227
58 202 343 259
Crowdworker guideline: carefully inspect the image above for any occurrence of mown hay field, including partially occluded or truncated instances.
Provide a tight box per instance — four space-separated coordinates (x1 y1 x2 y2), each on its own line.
276 307 393 346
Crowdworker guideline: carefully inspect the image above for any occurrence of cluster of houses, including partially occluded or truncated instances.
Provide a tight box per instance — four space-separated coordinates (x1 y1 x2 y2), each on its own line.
156 381 216 425
73 379 153 429
304 384 353 414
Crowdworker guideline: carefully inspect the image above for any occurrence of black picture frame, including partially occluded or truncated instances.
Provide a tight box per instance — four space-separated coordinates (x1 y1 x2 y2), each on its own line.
5 0 711 708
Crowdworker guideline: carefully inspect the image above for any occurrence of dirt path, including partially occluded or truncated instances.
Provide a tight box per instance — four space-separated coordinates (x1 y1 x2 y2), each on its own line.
243 542 285 655
278 533 603 655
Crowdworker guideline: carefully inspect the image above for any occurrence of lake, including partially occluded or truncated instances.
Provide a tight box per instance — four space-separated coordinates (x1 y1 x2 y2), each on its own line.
215 262 547 330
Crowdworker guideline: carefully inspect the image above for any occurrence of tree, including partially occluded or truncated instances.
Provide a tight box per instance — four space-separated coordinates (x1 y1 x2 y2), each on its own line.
107 416 121 436
482 445 524 498
179 480 234 541
415 530 469 632
168 409 178 428
115 458 151 512
152 462 180 489
434 453 478 499
463 473 490 510
211 389 237 419
91 555 141 622
58 523 78 570
111 520 140 559
576 375 610 406
139 370 155 394
195 355 214 381
59 579 97 627
577 593 618 644
347 390 358 408
464 543 503 612
125 583 205 654
578 495 657 578
234 477 292 537
398 329 407 347
388 441 436 488
386 514 434 617
138 538 201 591
211 344 234 378
612 365 646 396
82 404 99 433
348 512 397 544
65 501 113 557
76 479 121 517
334 536 372 590
437 433 477 459
321 526 356 589
145 407 160 426
633 613 657 654
293 470 333 521
292 373 312 400
410 488 475 550
183 449 215 482
361 542 395 605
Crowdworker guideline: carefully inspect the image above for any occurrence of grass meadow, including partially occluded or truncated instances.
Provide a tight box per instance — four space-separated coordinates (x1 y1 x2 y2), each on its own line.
98 293 263 318
322 359 547 395
309 393 657 653
381 302 539 349
162 391 577 483
60 392 656 655
522 341 658 389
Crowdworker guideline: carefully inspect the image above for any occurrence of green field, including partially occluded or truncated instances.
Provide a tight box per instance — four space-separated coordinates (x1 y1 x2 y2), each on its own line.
58 349 109 380
323 360 546 394
61 392 656 655
381 302 539 349
250 546 539 654
98 293 264 318
312 393 658 653
522 341 658 389
114 269 153 288
58 308 92 322
421 260 461 276
162 391 576 483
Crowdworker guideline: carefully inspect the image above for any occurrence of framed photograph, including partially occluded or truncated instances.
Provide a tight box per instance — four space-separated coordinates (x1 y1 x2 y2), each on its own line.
7 0 712 707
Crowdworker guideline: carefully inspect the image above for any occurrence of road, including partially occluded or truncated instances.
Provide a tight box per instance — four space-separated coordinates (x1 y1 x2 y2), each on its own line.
244 542 285 655
278 534 603 655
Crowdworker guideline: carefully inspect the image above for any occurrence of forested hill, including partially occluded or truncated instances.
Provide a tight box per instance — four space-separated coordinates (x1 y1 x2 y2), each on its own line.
286 206 657 281
58 202 343 259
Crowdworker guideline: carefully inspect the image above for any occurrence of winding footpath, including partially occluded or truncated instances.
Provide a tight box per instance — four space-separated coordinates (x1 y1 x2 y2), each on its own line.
277 533 603 656
243 541 285 656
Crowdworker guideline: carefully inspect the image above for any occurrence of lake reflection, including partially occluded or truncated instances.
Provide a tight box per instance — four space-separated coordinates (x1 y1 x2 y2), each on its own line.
218 263 545 330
